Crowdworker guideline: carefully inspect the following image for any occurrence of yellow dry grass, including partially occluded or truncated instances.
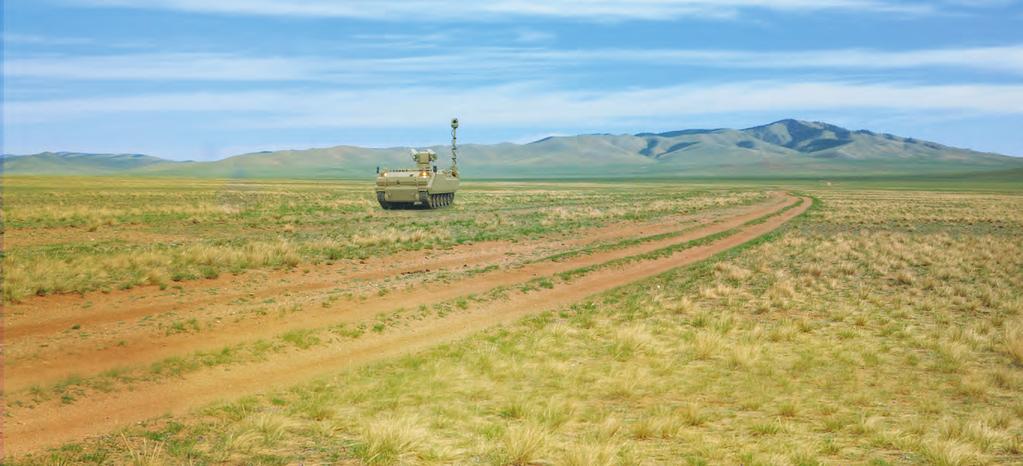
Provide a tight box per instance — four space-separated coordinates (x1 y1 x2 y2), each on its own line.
10 186 1023 465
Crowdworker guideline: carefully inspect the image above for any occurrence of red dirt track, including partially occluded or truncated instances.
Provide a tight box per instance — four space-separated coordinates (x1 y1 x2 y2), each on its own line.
3 194 810 456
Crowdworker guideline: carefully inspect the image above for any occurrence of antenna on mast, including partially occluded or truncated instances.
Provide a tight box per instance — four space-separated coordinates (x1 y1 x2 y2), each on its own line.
450 118 459 177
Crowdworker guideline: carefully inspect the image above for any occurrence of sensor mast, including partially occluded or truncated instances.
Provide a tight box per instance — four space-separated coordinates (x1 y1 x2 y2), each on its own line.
450 118 459 177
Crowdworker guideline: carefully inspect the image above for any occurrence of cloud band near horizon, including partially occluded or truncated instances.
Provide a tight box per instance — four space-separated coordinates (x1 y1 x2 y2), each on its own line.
7 44 1023 83
69 0 940 20
8 81 1023 127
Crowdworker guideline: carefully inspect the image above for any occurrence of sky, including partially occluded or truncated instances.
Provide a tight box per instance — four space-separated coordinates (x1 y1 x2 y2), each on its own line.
3 0 1023 160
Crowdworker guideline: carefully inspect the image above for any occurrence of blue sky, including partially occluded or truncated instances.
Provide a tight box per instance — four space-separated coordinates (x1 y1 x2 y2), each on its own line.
4 0 1023 160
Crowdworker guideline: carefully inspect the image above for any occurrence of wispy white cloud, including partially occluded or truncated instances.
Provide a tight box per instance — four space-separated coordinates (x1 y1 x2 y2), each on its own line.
5 53 312 81
942 0 1016 6
345 32 454 50
594 45 1023 75
513 28 557 44
71 0 939 21
8 44 1023 84
4 33 95 46
4 32 161 50
8 81 1023 127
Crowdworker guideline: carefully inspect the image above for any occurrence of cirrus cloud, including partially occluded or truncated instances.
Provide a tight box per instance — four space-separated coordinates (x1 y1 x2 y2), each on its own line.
8 81 1023 127
7 44 1023 85
69 0 939 21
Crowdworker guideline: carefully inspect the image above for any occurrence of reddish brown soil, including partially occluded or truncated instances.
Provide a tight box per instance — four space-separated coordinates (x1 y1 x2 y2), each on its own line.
2 194 808 456
4 196 789 366
5 195 792 388
5 194 786 342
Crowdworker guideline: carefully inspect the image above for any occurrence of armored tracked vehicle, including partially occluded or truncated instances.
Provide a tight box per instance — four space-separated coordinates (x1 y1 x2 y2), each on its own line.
376 118 461 209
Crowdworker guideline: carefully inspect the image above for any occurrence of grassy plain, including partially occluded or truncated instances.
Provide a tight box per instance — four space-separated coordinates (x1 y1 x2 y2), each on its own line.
5 177 1023 465
1 177 763 302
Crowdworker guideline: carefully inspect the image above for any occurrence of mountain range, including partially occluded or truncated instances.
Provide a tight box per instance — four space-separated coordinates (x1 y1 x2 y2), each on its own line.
4 119 1021 178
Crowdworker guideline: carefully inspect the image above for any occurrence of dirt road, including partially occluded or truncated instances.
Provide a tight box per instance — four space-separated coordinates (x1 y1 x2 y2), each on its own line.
3 194 809 456
6 194 792 388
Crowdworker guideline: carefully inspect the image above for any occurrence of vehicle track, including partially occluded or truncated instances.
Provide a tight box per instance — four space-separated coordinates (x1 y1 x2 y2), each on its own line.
4 193 785 342
3 195 789 373
4 195 809 456
5 195 794 389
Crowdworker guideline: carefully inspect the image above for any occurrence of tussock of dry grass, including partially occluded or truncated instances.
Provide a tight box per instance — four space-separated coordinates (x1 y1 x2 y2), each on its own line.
1004 320 1023 367
496 424 549 465
120 434 165 466
353 416 427 464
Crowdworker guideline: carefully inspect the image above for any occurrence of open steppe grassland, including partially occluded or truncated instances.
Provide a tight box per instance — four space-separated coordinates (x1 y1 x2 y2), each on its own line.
1 177 766 303
10 181 1023 465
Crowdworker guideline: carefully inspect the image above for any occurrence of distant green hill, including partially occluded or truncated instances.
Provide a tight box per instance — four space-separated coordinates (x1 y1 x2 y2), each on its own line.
2 151 177 175
5 120 1022 178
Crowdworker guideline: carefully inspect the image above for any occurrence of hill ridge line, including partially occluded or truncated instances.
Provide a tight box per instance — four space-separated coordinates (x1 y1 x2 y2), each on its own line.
5 119 1020 178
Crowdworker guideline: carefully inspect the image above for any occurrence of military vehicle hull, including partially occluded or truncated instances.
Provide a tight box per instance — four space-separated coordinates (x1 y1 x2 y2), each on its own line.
375 118 462 210
375 170 458 209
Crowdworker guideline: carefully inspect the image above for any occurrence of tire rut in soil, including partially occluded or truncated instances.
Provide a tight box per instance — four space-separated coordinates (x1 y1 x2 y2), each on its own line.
5 194 789 345
6 196 797 392
4 196 811 457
